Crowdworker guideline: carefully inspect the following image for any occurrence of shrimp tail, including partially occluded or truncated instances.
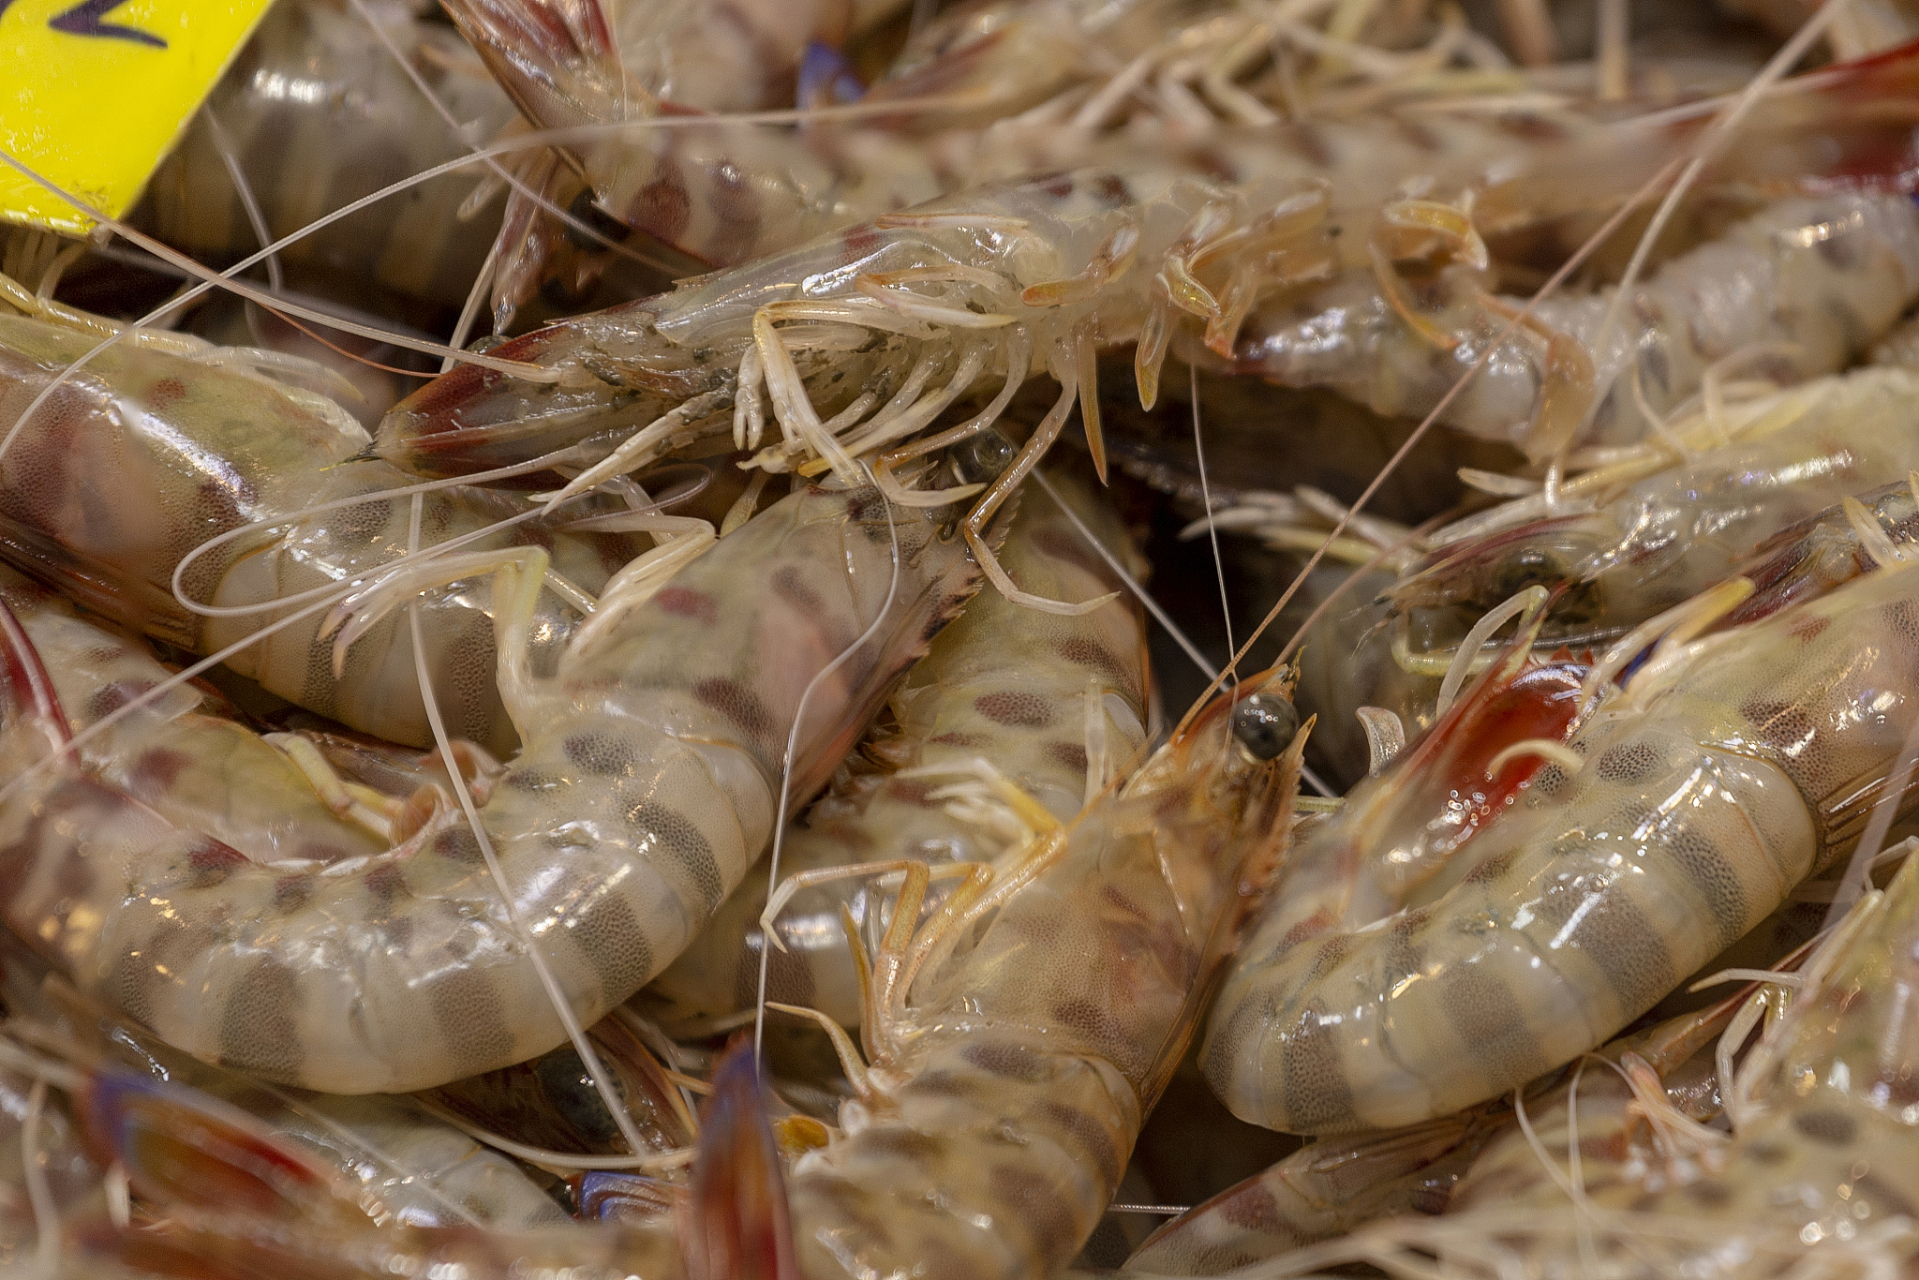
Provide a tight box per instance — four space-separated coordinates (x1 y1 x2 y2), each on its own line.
679 1040 798 1280
77 1071 345 1219
0 593 71 755
440 0 626 136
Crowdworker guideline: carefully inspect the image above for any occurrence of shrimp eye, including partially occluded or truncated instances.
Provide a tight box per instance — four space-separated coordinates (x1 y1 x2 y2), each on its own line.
1491 547 1563 600
952 429 1017 484
1231 694 1298 761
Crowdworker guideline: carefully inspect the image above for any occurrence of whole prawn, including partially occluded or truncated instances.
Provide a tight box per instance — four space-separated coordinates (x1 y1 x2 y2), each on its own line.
53 668 1305 1280
646 466 1152 1031
377 50 1919 613
1309 364 1919 763
0 473 988 1094
1218 848 1919 1280
1204 555 1919 1134
0 299 648 757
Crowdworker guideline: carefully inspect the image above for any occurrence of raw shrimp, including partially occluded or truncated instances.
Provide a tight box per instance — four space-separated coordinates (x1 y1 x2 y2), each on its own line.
1274 849 1919 1280
445 0 1266 323
1322 365 1919 755
1217 190 1919 459
760 666 1301 1279
1203 558 1919 1134
1123 978 1747 1277
646 467 1151 1031
0 304 647 757
0 943 574 1234
142 0 517 310
376 51 1919 614
1120 1110 1506 1274
0 475 988 1094
62 667 1307 1280
0 563 391 865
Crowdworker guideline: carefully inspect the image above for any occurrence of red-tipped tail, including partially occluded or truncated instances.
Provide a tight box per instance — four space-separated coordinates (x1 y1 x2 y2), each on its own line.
679 1038 798 1280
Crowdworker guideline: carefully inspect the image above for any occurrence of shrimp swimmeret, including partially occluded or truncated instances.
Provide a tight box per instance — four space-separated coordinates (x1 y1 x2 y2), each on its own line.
0 475 989 1094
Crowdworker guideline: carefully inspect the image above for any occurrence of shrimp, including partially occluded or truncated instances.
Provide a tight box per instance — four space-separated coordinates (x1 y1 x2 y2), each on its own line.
0 943 575 1234
0 301 650 757
0 472 989 1094
1275 848 1919 1280
1317 365 1919 756
374 51 1919 609
0 563 393 865
1122 977 1759 1278
1203 556 1919 1135
1119 1109 1507 1274
646 466 1152 1031
55 667 1307 1280
443 0 916 324
1122 997 1738 1275
443 0 1292 325
141 0 517 311
1217 190 1919 459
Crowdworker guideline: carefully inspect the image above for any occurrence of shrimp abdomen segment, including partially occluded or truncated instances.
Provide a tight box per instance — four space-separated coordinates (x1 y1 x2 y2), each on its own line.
790 1039 1131 1280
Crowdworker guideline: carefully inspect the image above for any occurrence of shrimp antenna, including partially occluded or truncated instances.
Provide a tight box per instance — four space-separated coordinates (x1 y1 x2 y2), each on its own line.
1191 360 1237 687
753 469 904 1067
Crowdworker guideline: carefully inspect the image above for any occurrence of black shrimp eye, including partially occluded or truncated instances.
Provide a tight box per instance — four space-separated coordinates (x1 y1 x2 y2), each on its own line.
1491 547 1563 600
1231 693 1298 761
535 1047 624 1145
951 429 1017 484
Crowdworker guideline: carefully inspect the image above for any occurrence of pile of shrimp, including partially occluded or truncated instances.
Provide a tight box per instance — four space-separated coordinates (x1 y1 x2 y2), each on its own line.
2 0 1919 1276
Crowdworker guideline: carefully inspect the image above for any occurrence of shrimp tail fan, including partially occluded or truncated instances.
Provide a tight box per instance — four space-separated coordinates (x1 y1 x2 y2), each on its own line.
679 1038 798 1280
439 0 629 133
0 594 71 766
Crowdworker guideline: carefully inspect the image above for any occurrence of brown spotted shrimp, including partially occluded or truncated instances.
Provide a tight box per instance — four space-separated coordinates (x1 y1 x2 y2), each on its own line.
0 299 656 758
1300 364 1919 761
1202 554 1919 1135
52 667 1307 1280
376 47 1919 611
0 469 988 1094
1223 848 1919 1280
1121 992 1743 1275
646 466 1151 1032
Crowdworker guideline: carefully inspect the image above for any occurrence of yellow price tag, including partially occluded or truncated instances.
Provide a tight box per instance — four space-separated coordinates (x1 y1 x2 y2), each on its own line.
0 0 276 235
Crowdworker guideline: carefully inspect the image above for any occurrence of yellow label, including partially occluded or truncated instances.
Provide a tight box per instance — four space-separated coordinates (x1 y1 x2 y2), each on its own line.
0 0 276 235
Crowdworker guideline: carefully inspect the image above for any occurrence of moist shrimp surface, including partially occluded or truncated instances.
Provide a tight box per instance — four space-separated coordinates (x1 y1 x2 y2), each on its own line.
0 477 988 1094
1204 558 1919 1134
0 307 648 757
647 468 1151 1031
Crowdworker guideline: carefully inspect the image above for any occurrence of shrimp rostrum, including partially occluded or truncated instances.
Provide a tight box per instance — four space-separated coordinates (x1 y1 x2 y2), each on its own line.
0 472 990 1094
1205 553 1919 1135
